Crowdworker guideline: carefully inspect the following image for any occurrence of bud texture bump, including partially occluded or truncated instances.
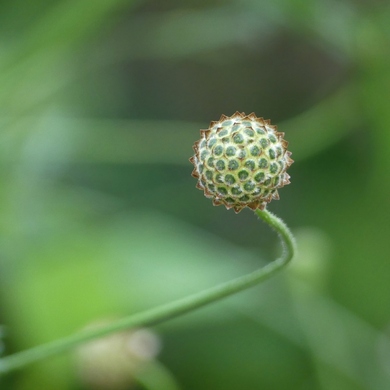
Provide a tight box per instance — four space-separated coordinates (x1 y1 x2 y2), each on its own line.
190 112 293 213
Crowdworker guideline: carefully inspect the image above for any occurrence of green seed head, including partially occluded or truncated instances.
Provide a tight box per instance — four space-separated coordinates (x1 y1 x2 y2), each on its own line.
190 112 293 213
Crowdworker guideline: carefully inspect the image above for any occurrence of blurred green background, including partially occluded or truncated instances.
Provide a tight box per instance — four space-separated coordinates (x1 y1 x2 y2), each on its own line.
0 0 390 389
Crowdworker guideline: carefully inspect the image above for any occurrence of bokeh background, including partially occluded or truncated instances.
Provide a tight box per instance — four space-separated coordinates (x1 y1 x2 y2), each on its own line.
0 0 390 389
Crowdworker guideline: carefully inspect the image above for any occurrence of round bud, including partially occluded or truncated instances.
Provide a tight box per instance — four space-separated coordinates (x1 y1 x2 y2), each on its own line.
190 112 293 213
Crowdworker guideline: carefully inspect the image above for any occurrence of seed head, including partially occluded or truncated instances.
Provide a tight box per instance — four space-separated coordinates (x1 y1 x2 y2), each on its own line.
190 111 293 213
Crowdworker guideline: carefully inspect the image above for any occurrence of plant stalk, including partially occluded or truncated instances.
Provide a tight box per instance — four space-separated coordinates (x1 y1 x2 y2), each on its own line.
0 208 295 375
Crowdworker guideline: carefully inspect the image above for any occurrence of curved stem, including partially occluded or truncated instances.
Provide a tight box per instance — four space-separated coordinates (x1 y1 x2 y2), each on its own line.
0 208 295 376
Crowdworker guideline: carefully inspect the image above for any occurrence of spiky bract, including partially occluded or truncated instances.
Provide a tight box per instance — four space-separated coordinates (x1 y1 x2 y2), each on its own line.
190 111 293 213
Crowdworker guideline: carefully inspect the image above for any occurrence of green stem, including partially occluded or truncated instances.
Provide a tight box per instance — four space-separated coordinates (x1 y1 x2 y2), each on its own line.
0 208 295 376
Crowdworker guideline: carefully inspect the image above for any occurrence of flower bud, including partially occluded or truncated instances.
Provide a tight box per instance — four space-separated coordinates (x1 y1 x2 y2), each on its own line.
75 320 161 390
190 112 293 212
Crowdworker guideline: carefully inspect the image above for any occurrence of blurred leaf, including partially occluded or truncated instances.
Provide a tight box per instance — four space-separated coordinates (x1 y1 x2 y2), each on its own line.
0 0 136 119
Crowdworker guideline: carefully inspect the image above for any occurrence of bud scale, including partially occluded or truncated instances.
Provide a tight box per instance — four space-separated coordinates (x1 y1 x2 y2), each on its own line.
190 112 293 213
